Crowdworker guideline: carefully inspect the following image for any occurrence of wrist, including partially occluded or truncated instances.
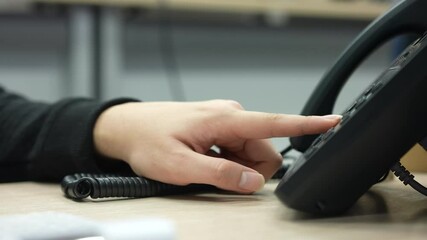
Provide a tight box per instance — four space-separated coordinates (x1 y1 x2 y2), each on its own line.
93 103 131 162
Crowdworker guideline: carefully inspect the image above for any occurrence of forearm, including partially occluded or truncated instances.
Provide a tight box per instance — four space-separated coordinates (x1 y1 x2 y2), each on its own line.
0 87 135 182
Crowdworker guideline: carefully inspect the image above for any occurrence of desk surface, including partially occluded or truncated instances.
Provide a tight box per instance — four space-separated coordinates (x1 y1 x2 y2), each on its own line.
36 0 392 20
1 176 427 239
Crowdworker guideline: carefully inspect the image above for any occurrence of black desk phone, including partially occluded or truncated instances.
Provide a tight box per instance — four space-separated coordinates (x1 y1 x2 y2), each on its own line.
275 0 427 215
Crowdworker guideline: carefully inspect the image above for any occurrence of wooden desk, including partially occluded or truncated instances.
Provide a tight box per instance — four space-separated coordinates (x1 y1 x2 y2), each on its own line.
1 176 427 239
36 0 392 21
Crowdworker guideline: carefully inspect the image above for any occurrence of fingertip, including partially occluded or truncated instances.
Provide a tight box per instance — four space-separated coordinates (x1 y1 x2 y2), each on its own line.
323 115 342 127
320 114 342 121
310 115 342 128
238 171 265 192
189 152 267 193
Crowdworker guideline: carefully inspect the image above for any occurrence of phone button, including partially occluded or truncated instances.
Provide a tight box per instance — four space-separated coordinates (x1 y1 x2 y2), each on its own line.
304 146 317 159
354 96 366 109
370 82 383 94
340 113 351 125
322 129 334 142
346 102 357 113
364 81 383 97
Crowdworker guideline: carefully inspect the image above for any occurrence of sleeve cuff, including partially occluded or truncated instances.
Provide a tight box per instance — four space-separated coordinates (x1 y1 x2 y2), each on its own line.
29 98 138 181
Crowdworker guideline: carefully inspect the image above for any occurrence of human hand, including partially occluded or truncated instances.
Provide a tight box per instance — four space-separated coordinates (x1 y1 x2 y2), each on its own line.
93 100 341 193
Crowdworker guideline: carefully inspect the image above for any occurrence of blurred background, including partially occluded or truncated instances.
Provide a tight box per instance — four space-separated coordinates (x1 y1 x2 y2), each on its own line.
0 0 406 151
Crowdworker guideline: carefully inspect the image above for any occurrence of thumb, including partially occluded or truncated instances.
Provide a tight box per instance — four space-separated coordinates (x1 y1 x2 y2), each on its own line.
188 151 265 193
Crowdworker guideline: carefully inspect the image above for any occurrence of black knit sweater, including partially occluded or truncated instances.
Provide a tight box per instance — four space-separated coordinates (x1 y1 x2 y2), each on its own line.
0 87 134 182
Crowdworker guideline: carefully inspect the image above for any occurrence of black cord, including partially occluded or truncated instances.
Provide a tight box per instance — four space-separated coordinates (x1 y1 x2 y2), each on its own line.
271 146 297 179
280 145 293 157
390 162 427 196
61 173 214 200
157 0 186 101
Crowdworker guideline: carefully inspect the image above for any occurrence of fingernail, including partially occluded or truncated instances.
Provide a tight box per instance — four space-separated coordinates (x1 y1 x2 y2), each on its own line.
239 172 265 192
322 114 342 120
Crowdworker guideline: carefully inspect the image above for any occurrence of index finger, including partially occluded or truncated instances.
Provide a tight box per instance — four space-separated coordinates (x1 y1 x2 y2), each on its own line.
228 111 341 139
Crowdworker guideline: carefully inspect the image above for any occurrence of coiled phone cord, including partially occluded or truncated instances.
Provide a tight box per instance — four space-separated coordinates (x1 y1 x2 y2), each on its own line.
61 173 215 200
391 162 427 196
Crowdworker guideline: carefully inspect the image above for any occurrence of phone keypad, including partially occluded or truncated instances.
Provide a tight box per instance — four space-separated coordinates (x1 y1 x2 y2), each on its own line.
304 73 387 157
321 129 334 142
301 33 427 161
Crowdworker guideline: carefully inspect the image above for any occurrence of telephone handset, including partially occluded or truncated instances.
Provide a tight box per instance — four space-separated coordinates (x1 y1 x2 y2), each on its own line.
275 0 427 215
290 0 427 152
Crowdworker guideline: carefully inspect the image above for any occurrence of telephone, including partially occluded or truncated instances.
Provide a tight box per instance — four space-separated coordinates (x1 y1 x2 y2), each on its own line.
275 0 427 215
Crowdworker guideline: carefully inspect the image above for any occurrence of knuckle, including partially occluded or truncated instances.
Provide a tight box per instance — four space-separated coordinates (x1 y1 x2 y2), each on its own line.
202 100 244 125
173 149 188 163
209 99 244 111
212 161 234 186
298 116 312 135
266 113 282 122
225 100 244 110
264 113 282 136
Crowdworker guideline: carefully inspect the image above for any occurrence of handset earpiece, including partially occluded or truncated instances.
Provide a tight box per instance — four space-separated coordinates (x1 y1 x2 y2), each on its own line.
290 0 427 152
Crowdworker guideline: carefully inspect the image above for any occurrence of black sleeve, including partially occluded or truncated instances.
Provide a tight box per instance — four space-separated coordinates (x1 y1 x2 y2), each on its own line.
0 87 136 183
